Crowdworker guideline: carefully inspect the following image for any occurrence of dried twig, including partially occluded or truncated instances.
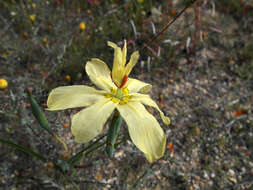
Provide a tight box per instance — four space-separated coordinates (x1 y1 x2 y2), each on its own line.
141 0 198 52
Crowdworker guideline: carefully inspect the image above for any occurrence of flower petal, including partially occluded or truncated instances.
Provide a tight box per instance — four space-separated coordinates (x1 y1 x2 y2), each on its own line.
117 102 166 163
130 93 170 125
47 85 105 111
108 41 123 65
122 40 127 66
108 41 125 87
86 58 115 91
125 51 139 76
71 98 117 143
126 78 152 94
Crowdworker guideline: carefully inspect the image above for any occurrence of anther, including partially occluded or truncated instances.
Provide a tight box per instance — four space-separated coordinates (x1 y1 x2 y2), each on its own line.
111 97 119 103
119 75 128 88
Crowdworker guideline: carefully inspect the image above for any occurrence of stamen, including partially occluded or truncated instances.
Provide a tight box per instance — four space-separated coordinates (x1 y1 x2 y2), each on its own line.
119 75 128 88
119 100 126 105
105 93 112 98
111 88 116 94
122 87 129 95
111 97 119 103
104 87 131 104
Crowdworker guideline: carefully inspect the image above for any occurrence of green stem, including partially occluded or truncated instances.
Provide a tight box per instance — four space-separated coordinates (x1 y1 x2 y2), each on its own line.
68 134 106 165
0 138 47 162
85 141 106 156
105 111 122 158
0 138 66 173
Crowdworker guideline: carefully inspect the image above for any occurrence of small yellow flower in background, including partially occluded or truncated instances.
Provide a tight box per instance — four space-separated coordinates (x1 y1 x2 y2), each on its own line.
0 79 8 90
47 41 170 163
32 3 36 8
79 22 86 32
65 75 71 82
48 24 53 30
137 0 144 3
6 50 12 55
1 50 12 59
1 53 7 59
42 37 47 45
29 14 35 22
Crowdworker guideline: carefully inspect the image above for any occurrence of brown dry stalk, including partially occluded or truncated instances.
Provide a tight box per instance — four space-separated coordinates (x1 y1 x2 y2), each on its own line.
141 0 198 52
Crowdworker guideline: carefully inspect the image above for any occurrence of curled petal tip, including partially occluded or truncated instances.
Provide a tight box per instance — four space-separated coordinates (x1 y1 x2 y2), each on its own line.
107 41 117 48
161 114 170 125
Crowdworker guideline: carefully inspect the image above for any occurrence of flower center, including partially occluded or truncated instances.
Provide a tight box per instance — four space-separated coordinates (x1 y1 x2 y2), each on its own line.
110 72 128 89
105 87 131 105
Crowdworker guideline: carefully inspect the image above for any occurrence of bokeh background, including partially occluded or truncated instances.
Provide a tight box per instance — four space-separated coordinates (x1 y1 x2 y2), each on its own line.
1 0 253 189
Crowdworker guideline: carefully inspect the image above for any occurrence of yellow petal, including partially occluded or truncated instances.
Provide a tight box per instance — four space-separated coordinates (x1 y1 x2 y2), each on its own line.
130 93 170 125
71 98 117 143
107 41 123 67
122 40 127 66
126 78 152 93
117 102 166 163
107 41 117 49
86 58 115 91
108 41 125 87
125 51 139 76
47 85 105 111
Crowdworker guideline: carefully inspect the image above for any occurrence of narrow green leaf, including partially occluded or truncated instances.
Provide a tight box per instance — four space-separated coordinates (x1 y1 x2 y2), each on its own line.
0 138 47 162
26 88 52 134
106 111 122 158
26 89 69 153
0 139 73 175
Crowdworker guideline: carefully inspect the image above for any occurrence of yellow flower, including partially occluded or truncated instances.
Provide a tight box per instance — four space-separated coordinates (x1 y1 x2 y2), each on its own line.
65 75 71 82
32 3 36 8
42 37 47 45
0 79 8 89
29 14 35 22
1 53 7 59
47 41 170 163
79 22 86 32
137 0 144 3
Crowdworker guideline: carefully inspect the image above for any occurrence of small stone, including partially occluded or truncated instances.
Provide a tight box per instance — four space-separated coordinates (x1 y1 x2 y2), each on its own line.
228 176 237 184
211 173 215 178
203 171 209 179
228 169 235 176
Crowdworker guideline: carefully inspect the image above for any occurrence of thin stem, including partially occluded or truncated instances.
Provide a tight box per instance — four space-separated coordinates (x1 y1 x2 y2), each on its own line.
141 0 198 52
0 138 67 173
53 133 68 152
0 138 47 162
85 142 106 156
68 134 106 165
106 110 122 158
